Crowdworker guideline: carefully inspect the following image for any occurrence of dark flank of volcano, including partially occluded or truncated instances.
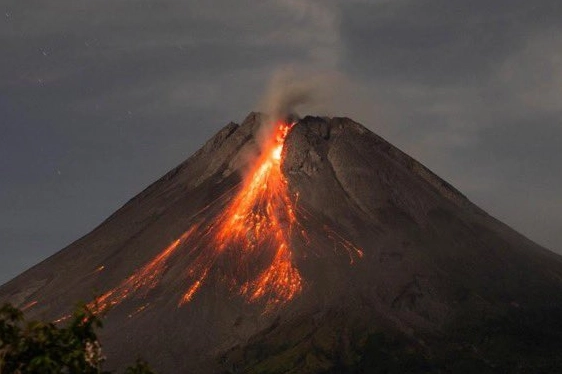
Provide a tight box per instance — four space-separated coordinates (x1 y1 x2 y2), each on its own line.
2 113 562 373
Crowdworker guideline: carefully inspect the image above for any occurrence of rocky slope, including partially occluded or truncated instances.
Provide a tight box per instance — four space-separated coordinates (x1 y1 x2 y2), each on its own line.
2 113 562 373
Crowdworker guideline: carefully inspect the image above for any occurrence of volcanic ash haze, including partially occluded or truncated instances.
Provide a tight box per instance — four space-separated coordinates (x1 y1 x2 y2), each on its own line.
2 113 562 373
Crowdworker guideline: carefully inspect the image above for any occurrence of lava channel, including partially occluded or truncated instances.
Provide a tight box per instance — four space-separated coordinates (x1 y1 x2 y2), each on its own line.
180 121 302 308
83 120 363 316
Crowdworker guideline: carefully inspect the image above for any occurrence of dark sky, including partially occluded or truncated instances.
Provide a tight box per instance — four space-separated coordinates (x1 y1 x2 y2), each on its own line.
1 0 561 284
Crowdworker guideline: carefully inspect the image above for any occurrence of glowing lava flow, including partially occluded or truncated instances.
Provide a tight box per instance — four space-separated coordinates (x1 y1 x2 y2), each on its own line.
182 122 302 307
89 227 198 314
80 120 364 317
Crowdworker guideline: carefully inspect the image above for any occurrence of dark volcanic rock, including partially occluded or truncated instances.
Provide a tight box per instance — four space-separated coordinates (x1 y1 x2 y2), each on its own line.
2 113 562 373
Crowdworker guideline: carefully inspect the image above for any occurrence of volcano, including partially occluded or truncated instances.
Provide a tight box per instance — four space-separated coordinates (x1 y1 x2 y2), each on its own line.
2 113 562 373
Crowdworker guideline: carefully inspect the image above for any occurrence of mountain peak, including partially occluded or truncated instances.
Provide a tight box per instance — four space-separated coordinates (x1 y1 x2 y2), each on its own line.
2 113 562 373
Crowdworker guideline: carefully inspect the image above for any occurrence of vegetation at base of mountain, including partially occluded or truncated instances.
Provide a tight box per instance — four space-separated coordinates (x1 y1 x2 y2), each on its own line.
0 303 155 374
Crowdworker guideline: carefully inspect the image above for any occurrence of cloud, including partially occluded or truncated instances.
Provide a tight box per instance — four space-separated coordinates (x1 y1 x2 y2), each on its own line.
1 0 561 284
337 0 562 251
277 0 341 67
498 31 562 113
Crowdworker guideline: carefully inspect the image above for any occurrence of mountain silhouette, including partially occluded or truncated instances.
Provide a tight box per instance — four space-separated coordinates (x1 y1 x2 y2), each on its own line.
2 113 562 373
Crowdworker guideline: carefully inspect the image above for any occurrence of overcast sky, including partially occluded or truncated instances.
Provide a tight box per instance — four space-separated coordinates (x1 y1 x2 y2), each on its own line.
1 0 561 284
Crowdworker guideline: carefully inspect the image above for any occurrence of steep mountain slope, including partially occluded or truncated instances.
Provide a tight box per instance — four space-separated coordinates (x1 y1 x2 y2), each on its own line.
2 113 562 373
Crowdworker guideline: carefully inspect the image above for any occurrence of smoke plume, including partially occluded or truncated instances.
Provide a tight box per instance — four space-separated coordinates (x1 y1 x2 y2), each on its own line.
256 67 347 146
261 67 325 121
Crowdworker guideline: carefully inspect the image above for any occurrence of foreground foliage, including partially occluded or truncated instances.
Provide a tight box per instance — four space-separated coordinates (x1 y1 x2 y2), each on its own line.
0 303 154 374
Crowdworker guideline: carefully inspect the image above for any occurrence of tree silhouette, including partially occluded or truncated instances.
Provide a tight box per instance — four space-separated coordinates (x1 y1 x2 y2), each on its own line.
0 303 154 374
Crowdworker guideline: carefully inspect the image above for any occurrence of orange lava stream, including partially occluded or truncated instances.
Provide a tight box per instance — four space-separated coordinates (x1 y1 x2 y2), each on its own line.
72 120 365 318
180 268 209 304
181 122 302 307
90 227 198 314
324 225 364 264
244 243 302 303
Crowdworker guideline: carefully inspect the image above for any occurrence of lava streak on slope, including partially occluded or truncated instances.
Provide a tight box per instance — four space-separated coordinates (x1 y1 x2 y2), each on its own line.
181 122 302 308
84 120 363 315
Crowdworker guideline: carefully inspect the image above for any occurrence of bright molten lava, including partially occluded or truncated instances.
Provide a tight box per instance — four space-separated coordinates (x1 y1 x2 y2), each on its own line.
180 122 301 308
79 120 363 317
210 122 301 306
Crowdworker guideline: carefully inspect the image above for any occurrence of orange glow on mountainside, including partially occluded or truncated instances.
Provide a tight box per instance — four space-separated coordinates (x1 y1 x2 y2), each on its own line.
90 227 198 314
186 122 301 307
77 120 364 317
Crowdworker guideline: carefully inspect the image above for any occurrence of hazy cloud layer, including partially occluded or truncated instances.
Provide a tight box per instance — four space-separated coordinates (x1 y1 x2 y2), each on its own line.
1 0 561 283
